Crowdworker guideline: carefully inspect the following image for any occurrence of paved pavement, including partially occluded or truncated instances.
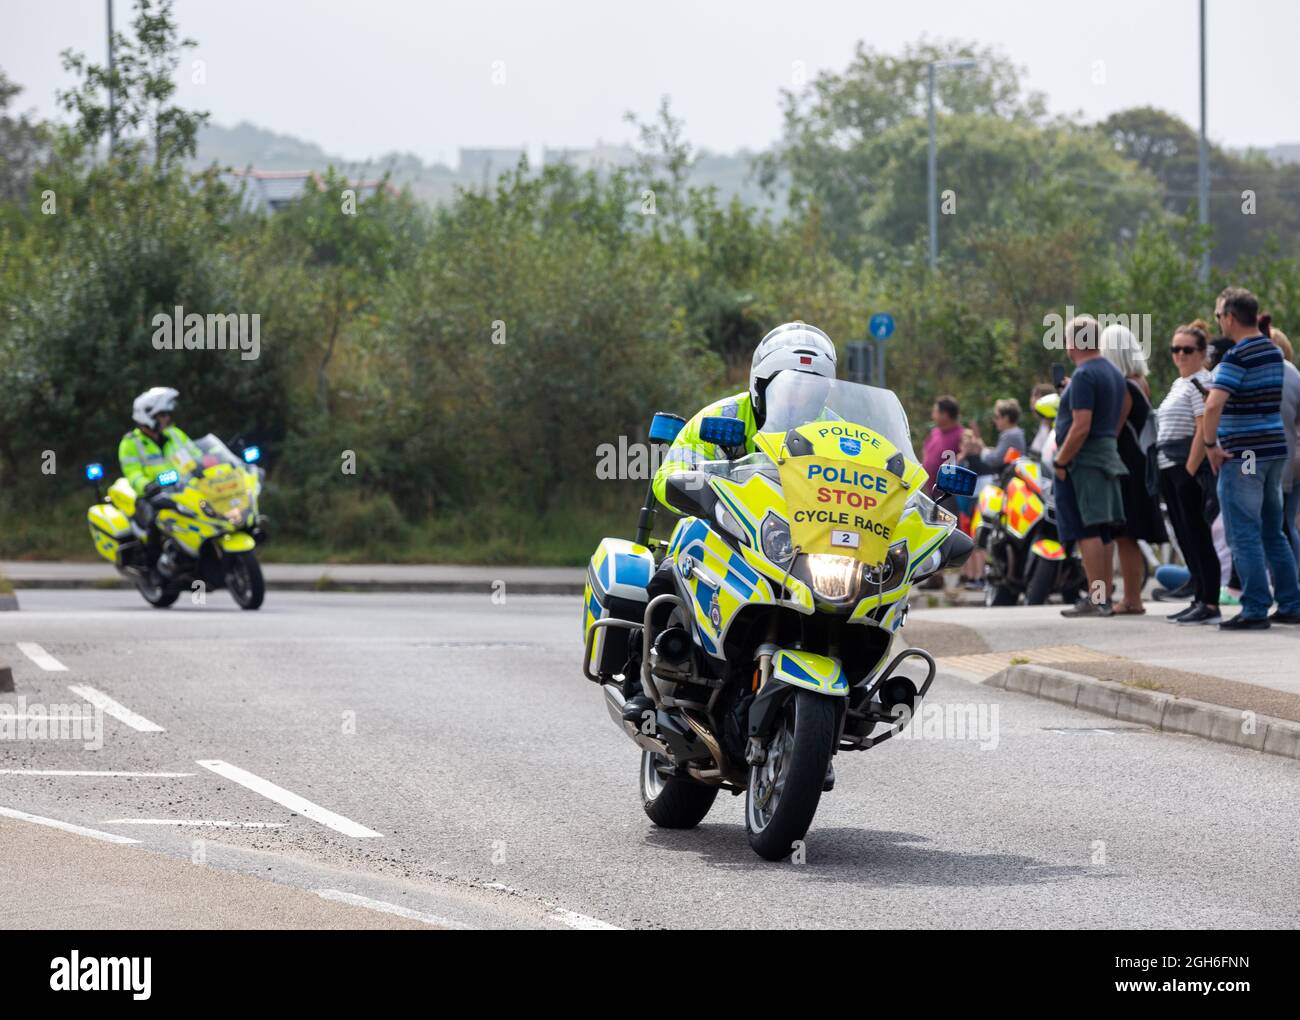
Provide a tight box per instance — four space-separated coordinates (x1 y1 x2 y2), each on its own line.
908 602 1300 699
1 589 1298 928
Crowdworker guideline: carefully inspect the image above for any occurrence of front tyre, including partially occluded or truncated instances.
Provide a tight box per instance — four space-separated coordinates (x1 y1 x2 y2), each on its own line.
745 689 836 861
225 551 265 610
985 583 1018 607
641 750 718 829
1024 558 1056 605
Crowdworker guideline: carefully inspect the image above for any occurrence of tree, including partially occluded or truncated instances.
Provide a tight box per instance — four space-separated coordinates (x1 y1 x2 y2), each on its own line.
757 39 1046 264
57 0 207 171
0 71 50 204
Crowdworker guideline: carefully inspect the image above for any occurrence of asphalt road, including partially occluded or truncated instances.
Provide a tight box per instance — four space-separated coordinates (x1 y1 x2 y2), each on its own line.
2 588 1298 929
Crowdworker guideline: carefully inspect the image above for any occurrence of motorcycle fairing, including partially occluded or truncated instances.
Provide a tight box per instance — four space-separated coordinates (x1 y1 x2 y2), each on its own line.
1030 538 1066 561
1003 473 1044 540
771 649 849 696
754 424 921 567
665 515 810 661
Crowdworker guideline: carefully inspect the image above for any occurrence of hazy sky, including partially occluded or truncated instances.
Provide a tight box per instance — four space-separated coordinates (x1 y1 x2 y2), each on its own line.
4 0 1297 166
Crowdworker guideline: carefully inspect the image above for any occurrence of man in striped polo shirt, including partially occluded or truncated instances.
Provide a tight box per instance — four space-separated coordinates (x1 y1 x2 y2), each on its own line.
1202 287 1300 628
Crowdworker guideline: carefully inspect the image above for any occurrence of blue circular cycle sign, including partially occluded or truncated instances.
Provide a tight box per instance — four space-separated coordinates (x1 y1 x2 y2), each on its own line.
869 313 895 340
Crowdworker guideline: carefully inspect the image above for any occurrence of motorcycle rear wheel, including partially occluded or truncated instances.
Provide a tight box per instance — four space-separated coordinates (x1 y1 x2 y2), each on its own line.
225 551 265 610
640 750 718 829
745 689 836 861
136 572 179 608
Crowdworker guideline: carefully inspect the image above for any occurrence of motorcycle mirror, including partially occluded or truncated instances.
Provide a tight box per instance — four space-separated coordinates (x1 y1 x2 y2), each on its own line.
934 463 977 497
649 412 686 444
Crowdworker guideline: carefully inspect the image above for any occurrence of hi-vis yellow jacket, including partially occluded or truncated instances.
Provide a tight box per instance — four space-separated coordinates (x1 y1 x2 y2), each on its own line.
117 425 194 495
652 391 759 514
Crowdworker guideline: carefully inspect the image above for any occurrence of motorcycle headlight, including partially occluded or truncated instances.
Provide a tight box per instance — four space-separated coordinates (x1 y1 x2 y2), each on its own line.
805 554 861 602
861 541 911 592
761 513 794 567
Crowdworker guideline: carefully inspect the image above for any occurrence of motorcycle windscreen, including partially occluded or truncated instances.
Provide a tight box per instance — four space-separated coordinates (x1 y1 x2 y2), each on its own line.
755 423 923 566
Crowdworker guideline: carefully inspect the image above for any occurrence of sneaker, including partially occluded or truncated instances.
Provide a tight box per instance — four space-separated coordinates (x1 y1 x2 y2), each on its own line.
1178 605 1221 625
1167 602 1201 623
1153 581 1196 602
1220 586 1242 607
1218 614 1270 631
1061 599 1114 618
1268 610 1300 625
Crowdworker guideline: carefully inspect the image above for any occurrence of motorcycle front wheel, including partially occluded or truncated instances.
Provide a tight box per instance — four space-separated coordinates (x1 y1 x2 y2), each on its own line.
745 689 836 861
1024 559 1056 605
640 750 718 829
225 551 265 610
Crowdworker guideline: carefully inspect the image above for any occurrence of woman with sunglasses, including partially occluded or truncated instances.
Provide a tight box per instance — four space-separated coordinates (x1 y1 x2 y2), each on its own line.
1155 321 1220 624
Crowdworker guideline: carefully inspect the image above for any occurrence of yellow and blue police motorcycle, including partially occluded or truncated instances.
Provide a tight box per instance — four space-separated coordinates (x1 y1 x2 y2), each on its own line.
85 435 267 609
582 378 976 860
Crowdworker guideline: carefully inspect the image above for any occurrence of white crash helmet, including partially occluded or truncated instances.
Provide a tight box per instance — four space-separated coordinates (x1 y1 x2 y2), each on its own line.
750 322 837 422
132 386 179 429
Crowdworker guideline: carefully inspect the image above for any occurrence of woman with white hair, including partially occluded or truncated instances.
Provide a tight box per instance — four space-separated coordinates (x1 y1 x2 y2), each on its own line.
1101 323 1167 613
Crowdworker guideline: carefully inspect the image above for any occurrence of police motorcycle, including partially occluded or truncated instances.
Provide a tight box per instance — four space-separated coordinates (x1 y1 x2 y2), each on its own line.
581 376 977 860
84 435 268 609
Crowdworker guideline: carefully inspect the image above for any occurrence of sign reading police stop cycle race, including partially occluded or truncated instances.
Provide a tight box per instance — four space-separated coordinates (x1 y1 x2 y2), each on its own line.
757 422 920 564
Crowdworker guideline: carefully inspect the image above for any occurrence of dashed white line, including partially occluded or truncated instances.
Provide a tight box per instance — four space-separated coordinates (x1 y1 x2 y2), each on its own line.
0 805 138 845
551 908 622 931
16 643 67 671
102 819 285 828
67 685 164 733
195 759 383 838
0 770 193 777
316 889 467 928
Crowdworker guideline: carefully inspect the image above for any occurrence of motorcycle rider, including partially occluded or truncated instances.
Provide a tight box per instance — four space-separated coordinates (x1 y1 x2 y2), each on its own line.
652 322 838 513
118 387 194 571
647 322 839 788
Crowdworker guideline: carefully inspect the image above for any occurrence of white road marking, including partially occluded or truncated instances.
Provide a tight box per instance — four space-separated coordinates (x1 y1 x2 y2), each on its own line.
316 889 467 928
196 759 383 838
16 642 67 671
0 805 138 845
0 770 193 777
475 879 621 929
67 685 164 732
101 819 285 828
551 908 622 931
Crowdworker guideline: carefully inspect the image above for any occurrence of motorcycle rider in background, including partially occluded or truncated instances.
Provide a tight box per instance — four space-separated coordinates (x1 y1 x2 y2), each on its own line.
118 386 194 569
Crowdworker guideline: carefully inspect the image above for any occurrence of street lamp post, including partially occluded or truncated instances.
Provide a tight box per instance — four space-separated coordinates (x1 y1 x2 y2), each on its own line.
927 59 977 272
1198 0 1210 283
107 0 116 157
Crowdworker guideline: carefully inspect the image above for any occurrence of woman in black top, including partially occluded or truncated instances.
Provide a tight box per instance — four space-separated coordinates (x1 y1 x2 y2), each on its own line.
1102 325 1168 613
